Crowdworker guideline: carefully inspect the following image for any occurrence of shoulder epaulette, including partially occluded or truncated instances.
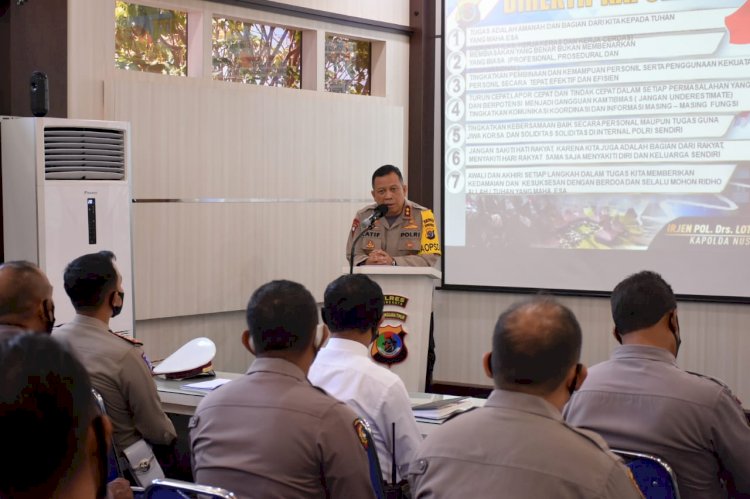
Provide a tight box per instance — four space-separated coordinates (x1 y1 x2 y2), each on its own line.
108 329 142 345
686 370 730 389
687 370 744 406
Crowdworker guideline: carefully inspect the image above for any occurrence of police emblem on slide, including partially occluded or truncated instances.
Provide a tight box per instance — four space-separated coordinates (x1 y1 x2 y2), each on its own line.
371 324 408 365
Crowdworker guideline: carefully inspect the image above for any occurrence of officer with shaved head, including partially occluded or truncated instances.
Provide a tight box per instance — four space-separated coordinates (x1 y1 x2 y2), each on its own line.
0 260 56 335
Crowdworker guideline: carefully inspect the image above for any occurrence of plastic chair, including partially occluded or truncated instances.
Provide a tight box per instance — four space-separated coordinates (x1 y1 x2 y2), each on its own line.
143 478 237 499
611 449 681 499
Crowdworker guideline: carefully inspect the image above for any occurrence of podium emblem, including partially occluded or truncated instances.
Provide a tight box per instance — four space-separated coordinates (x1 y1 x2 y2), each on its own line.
371 324 408 365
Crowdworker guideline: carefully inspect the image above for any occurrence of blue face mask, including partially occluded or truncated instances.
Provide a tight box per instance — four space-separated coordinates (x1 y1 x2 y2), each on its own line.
111 291 125 318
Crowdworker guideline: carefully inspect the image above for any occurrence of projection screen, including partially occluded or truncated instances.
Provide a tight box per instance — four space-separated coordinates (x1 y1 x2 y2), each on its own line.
442 0 750 299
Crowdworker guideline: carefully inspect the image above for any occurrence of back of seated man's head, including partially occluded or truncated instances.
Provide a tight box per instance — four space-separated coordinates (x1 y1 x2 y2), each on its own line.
245 280 318 355
322 274 384 337
492 297 582 395
0 333 107 498
63 251 118 313
611 270 676 335
0 260 55 334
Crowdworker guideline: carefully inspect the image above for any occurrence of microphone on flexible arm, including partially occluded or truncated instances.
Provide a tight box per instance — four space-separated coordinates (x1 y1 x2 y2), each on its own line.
349 204 389 274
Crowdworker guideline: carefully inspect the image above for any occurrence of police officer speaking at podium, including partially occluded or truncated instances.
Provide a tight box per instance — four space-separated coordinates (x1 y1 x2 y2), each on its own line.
346 164 441 387
347 165 441 268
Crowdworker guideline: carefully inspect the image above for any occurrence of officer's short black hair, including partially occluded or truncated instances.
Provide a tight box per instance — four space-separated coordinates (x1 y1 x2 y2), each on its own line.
246 280 318 354
0 332 97 497
372 164 403 187
322 274 383 334
63 251 118 312
611 270 676 335
492 297 581 394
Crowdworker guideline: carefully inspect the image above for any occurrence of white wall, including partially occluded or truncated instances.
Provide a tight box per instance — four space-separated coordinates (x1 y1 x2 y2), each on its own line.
67 0 411 366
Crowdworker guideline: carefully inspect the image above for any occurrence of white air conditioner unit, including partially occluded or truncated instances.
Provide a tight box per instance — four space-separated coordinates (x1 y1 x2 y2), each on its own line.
1 117 135 335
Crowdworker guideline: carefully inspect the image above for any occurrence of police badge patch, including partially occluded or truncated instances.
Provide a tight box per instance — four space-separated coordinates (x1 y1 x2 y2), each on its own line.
353 418 371 450
371 325 408 365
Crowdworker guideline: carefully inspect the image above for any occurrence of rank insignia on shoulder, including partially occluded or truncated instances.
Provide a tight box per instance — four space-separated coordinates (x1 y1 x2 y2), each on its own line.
404 205 411 218
109 329 142 345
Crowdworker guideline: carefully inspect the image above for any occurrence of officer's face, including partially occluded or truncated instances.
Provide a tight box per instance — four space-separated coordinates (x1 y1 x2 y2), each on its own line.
371 172 407 217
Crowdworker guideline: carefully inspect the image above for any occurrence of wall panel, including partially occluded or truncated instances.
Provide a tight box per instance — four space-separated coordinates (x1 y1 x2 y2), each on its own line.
432 290 750 403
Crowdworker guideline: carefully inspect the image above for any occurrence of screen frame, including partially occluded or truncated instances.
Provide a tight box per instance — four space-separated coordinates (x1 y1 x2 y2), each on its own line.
437 0 750 305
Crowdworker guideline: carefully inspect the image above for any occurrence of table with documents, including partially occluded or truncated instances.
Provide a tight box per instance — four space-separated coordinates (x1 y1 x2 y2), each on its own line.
156 372 486 436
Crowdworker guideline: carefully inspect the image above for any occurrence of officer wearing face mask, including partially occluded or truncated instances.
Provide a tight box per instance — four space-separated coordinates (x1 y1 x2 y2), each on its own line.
53 251 176 467
0 261 56 335
564 270 750 499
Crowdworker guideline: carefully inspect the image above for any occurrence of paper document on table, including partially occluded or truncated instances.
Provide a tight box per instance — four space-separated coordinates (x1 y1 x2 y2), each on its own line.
412 397 473 420
182 378 231 391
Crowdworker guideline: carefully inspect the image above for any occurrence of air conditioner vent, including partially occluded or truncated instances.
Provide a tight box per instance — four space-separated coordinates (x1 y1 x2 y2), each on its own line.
44 127 125 180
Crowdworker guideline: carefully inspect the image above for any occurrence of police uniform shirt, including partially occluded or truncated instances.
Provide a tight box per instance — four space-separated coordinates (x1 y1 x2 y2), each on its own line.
52 314 176 451
309 338 423 482
190 357 376 499
564 345 750 499
346 200 441 268
408 389 641 499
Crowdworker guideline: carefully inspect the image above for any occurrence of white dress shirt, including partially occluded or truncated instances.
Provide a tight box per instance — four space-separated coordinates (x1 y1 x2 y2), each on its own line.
309 337 422 482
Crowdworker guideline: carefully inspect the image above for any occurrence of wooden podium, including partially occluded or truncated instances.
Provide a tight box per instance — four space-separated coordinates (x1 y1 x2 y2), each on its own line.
349 266 441 392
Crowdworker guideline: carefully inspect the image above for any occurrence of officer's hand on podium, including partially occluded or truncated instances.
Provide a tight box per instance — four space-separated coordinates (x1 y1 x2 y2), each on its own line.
365 249 395 266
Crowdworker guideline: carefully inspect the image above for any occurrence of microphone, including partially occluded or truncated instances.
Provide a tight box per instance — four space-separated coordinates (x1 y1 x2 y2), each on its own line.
361 204 388 228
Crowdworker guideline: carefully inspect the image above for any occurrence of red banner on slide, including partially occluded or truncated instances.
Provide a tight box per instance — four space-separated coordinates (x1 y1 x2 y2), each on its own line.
726 1 750 44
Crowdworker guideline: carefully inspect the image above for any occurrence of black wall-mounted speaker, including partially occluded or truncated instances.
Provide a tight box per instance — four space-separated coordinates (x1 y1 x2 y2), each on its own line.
30 71 49 117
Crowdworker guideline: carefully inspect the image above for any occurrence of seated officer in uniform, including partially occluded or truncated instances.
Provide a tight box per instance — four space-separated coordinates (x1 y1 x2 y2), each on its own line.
0 332 116 498
309 274 422 484
0 260 56 335
565 270 750 498
408 297 641 498
347 164 441 268
52 251 176 464
190 280 376 499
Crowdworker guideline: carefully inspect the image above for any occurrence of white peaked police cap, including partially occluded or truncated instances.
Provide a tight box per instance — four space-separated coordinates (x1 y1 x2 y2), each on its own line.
153 337 216 378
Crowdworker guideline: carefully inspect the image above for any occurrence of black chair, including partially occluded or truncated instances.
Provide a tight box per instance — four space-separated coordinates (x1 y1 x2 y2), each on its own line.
611 449 680 499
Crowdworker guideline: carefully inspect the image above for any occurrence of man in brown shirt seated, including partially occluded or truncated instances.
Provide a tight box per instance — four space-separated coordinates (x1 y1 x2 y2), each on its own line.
52 251 176 464
190 279 376 498
408 297 642 498
565 270 750 498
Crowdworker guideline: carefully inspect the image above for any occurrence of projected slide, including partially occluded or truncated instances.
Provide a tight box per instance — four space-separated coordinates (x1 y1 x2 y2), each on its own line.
443 0 750 298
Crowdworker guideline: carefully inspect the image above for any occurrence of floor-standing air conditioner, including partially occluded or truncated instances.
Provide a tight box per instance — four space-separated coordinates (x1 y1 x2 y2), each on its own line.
1 117 135 335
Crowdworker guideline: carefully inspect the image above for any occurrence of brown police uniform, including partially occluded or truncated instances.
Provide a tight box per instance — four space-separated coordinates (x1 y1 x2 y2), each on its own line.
408 389 642 498
189 357 376 499
52 314 176 452
565 345 750 499
346 200 441 268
